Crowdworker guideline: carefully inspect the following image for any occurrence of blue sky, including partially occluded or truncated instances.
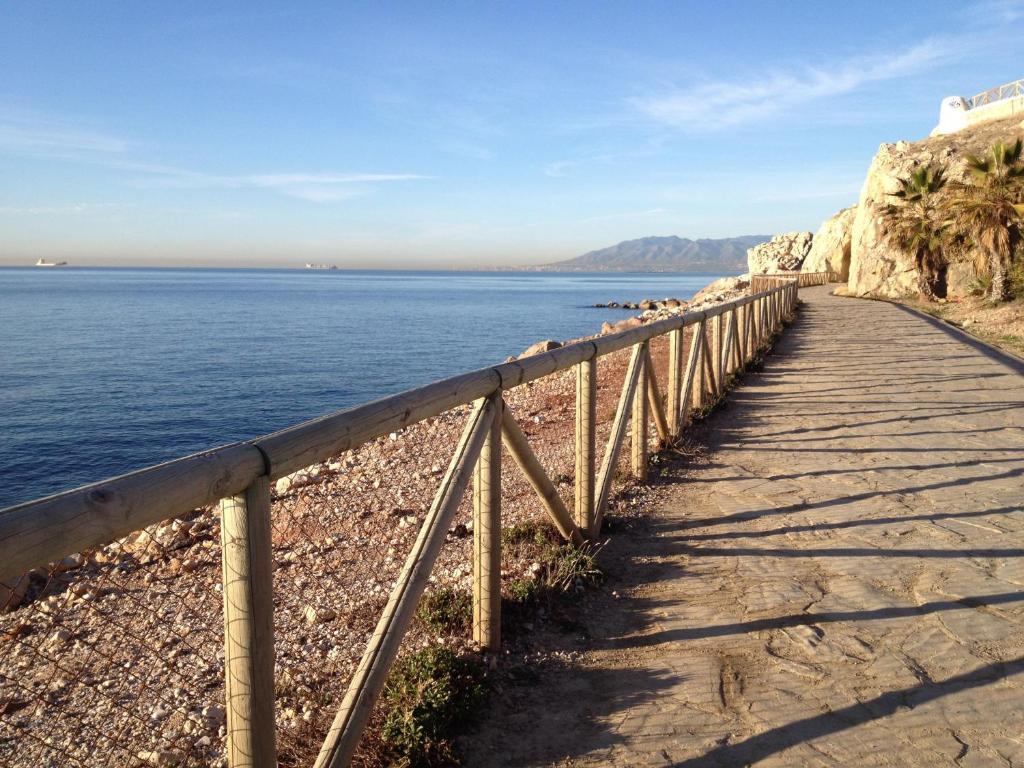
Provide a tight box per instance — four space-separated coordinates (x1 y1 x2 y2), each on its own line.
1 1 1022 267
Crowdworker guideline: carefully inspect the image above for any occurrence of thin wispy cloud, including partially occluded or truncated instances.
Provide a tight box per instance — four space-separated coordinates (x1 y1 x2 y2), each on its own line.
0 202 130 215
0 109 130 155
544 154 616 178
123 167 431 202
963 0 1024 23
634 38 964 131
0 106 428 203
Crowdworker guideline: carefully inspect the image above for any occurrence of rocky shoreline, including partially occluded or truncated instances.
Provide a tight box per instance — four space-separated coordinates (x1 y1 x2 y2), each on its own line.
0 273 744 768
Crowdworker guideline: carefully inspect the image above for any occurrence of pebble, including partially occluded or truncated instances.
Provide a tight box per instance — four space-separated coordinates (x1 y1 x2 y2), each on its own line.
304 605 337 624
49 629 73 646
137 750 183 767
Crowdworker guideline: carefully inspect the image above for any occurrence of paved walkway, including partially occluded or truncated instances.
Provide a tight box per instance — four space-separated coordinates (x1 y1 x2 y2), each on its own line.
465 287 1024 767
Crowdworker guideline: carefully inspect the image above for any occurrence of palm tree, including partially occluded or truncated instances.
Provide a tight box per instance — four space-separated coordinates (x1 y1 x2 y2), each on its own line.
881 165 949 300
949 139 1024 301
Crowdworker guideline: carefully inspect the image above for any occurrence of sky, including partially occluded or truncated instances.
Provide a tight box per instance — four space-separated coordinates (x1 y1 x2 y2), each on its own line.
1 1 1023 268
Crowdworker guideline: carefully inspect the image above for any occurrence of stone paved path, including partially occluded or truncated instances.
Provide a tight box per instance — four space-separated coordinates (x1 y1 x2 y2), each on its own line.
464 287 1024 767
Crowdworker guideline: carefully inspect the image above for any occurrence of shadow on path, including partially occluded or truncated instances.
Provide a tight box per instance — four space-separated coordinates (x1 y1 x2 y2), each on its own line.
670 655 1024 767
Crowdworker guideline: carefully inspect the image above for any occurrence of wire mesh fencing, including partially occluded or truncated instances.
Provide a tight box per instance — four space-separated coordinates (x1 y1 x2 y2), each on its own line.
1 508 228 767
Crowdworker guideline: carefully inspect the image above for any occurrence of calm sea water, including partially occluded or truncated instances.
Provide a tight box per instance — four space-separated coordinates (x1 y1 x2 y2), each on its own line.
0 268 727 508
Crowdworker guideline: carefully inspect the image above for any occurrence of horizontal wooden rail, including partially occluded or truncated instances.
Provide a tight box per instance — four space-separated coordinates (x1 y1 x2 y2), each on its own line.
750 271 837 292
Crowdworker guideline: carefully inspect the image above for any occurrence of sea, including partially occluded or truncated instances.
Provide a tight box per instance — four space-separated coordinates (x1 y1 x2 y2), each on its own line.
0 268 728 508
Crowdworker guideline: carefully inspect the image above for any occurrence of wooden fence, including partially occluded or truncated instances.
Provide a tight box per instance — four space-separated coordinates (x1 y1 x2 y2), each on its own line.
750 271 837 293
0 280 799 767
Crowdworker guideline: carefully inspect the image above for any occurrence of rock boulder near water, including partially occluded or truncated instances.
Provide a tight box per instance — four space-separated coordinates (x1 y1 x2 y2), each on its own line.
746 232 813 274
601 317 643 335
689 275 750 307
1 575 29 612
518 339 562 358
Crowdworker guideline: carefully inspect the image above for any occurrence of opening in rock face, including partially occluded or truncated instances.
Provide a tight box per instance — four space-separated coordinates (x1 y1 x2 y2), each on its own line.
839 243 852 282
935 264 948 298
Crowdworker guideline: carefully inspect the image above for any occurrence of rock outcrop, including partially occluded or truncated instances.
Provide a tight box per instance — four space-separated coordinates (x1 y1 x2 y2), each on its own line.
847 141 949 298
804 206 856 279
846 113 1024 299
689 275 751 307
518 339 562 358
746 232 812 274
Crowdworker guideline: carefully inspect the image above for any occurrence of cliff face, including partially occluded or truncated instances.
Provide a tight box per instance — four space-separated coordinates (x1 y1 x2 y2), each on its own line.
847 113 1024 299
847 141 946 297
805 206 856 280
744 209 856 278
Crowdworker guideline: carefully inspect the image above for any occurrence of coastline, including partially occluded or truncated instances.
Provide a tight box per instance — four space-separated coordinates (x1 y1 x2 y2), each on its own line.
0 272 749 767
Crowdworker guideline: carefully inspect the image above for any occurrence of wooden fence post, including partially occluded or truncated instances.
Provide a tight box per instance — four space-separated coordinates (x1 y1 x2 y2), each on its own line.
473 392 502 652
631 343 649 481
700 328 718 403
720 310 735 378
712 314 723 396
741 304 750 361
593 343 644 534
667 328 683 439
220 476 277 768
729 309 741 372
679 320 703 427
696 323 707 408
575 358 596 536
643 346 670 445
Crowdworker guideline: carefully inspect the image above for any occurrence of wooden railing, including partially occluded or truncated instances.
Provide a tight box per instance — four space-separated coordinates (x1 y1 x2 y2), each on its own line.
968 77 1024 109
750 271 837 292
0 280 799 767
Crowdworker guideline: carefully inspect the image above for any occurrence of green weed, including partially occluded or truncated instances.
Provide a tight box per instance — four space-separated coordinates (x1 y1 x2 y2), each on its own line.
381 646 487 767
417 587 472 636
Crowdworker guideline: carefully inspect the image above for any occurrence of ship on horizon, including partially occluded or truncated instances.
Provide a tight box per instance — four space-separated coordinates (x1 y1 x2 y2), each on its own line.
305 262 338 270
35 259 68 267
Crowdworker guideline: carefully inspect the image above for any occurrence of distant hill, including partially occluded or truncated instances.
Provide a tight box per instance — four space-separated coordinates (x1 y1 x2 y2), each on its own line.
544 235 769 272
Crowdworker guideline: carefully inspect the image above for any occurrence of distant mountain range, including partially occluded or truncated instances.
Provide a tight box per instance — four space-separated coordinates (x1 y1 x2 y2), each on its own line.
542 235 769 272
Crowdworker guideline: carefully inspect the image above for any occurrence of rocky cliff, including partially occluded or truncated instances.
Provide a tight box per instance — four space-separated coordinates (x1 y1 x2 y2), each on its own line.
847 113 1024 298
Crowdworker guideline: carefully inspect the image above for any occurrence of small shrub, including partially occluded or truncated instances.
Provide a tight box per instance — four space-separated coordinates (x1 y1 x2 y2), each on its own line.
417 587 472 636
547 544 604 592
381 646 487 766
501 520 560 560
507 577 540 604
505 539 604 606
